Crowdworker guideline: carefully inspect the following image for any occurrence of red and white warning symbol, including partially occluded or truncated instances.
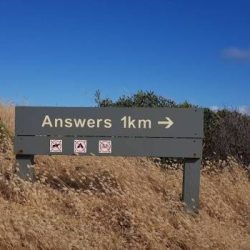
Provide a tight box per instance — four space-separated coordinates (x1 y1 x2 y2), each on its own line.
50 140 62 153
74 140 87 153
99 140 112 153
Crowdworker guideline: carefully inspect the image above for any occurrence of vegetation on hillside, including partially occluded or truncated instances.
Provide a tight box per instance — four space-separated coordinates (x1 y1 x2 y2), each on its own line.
0 119 10 153
0 101 249 249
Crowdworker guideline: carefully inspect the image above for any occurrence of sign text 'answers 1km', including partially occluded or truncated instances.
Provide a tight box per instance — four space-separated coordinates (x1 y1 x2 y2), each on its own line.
15 107 202 138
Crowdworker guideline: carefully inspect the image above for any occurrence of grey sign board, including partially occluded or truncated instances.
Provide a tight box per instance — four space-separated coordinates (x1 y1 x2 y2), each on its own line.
14 106 204 212
15 107 203 138
15 136 202 158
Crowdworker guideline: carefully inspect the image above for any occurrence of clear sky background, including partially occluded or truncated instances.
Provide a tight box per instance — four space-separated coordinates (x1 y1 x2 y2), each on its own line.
0 0 249 112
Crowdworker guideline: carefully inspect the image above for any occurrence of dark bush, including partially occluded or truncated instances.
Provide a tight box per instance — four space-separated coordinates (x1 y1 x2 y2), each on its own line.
96 90 176 108
94 90 250 165
203 109 250 165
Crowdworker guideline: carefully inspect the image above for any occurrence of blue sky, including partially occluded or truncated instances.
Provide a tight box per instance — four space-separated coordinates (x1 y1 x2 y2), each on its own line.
0 0 249 111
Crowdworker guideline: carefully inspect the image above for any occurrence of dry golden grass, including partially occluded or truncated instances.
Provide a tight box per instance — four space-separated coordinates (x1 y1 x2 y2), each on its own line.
0 105 249 249
0 102 15 134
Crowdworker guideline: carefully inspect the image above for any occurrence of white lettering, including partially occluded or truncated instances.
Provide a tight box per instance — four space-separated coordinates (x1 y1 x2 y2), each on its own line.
127 116 136 128
121 116 151 129
73 118 86 128
65 118 72 128
42 115 53 127
96 119 103 128
55 118 63 127
121 116 127 128
104 119 112 128
138 119 151 129
41 116 113 129
87 119 96 128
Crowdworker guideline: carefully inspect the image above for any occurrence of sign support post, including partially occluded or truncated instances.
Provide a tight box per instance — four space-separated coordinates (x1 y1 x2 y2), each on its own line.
182 158 201 211
16 154 35 181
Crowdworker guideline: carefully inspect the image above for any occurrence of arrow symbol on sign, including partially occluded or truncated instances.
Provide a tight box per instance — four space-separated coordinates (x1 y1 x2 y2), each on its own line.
158 117 174 128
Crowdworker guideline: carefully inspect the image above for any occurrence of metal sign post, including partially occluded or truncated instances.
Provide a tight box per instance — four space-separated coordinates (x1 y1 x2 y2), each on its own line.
14 106 203 211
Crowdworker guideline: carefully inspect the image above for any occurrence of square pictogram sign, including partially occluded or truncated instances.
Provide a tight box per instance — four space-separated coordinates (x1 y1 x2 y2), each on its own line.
50 140 62 153
99 140 112 153
74 140 87 153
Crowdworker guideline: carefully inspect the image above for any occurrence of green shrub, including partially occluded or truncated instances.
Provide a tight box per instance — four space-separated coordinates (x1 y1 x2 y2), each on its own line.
94 90 250 165
96 90 176 108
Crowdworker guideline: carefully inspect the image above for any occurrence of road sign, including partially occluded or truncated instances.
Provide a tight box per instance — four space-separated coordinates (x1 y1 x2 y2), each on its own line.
50 140 62 153
74 140 87 154
15 107 203 138
14 106 203 212
99 140 112 154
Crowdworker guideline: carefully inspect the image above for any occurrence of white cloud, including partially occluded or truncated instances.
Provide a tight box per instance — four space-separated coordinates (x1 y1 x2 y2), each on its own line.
222 47 250 61
238 106 250 115
209 105 250 116
210 105 220 111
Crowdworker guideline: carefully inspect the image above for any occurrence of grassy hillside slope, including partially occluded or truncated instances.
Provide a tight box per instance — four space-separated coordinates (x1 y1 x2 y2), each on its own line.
0 104 249 249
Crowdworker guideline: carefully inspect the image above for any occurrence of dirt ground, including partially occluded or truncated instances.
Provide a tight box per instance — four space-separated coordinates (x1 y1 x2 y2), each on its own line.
0 104 249 249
